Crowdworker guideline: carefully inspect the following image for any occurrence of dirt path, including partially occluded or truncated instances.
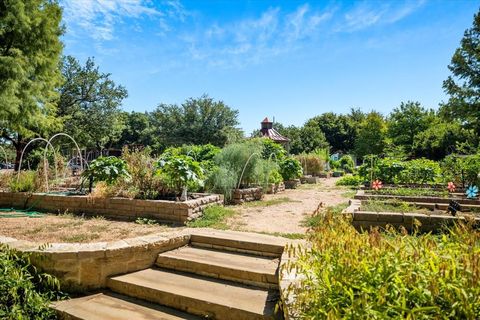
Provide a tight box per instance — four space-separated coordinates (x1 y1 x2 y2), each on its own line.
226 177 352 235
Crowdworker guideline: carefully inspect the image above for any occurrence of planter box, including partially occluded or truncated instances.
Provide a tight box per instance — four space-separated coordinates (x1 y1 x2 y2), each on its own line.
332 171 344 177
0 191 223 224
266 182 285 194
300 176 321 184
318 172 331 178
231 187 264 204
284 179 300 189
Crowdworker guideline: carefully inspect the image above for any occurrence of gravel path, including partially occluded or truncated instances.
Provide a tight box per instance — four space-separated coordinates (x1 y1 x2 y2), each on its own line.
226 177 351 235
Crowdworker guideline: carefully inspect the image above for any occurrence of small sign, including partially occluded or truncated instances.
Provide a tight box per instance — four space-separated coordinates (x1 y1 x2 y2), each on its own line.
447 200 461 216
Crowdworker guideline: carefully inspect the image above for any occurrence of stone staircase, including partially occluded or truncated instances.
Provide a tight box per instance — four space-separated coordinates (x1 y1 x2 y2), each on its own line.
54 231 286 319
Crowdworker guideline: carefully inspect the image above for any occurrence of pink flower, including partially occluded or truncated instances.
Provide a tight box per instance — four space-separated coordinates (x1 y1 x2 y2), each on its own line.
372 179 383 191
447 182 456 193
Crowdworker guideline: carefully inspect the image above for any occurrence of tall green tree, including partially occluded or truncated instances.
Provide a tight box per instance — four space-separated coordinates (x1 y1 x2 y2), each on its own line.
387 101 434 153
0 0 64 168
57 56 128 150
150 95 241 148
114 111 152 148
354 112 387 159
441 9 480 136
305 113 357 153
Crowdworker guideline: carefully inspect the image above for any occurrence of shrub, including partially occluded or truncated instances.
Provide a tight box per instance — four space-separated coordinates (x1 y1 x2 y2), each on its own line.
335 174 363 186
0 244 65 319
442 153 480 187
9 171 37 192
285 214 480 318
83 156 130 187
279 158 303 181
339 155 355 173
186 205 236 228
358 157 440 184
295 154 326 176
156 155 204 197
260 138 286 161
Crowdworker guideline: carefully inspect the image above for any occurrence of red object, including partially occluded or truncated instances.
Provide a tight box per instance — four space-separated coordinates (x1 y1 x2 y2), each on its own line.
447 182 456 193
372 179 383 191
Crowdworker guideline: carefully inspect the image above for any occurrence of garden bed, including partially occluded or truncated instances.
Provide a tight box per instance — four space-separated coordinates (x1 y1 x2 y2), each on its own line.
0 191 223 224
231 187 263 204
344 199 480 232
355 189 480 205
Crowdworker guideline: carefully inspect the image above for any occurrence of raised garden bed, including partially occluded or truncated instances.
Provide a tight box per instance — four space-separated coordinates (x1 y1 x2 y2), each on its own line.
355 190 480 206
266 182 285 194
344 199 480 232
0 192 223 224
300 176 321 184
231 187 263 204
284 179 300 189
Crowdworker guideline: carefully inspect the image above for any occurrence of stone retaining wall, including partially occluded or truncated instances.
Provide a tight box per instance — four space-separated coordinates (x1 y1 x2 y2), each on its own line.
354 190 480 205
266 182 285 194
344 199 480 232
231 187 263 204
0 233 189 292
0 192 223 223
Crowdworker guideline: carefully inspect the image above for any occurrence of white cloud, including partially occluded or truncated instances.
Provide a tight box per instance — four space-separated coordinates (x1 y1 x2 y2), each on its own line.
61 0 185 41
340 0 426 32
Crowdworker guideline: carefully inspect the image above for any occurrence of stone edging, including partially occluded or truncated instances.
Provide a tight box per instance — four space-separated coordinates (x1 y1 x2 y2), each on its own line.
0 192 223 223
344 199 480 232
354 189 480 205
0 232 190 292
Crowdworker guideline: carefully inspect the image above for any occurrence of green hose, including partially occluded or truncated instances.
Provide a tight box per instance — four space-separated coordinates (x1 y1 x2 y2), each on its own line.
0 208 44 218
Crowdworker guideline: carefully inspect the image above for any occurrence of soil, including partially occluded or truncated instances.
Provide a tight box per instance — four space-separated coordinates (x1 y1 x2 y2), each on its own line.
0 213 181 243
226 177 351 235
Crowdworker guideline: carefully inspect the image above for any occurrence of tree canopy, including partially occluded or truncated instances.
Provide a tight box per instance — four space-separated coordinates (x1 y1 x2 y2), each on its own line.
57 56 128 150
0 0 64 166
150 95 241 148
441 9 480 135
354 112 387 159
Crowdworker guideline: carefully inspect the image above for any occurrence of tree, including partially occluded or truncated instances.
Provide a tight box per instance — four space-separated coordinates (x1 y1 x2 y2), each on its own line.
0 0 64 169
441 9 480 136
387 101 434 153
413 120 476 160
114 111 152 148
150 95 241 148
354 112 387 159
57 56 128 150
305 113 356 153
299 123 329 153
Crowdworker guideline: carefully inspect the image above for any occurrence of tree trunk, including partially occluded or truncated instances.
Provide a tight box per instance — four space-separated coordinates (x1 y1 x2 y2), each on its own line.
14 136 25 171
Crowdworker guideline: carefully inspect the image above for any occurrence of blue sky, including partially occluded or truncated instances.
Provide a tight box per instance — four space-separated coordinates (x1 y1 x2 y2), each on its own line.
60 0 479 134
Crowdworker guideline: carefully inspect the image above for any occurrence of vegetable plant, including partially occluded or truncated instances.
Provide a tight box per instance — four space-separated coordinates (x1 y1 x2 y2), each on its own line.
156 155 204 199
279 158 303 181
83 156 130 192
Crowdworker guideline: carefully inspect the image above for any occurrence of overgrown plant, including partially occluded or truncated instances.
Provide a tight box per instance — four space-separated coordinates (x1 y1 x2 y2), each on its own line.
279 158 303 181
285 213 480 318
83 156 130 192
0 245 65 319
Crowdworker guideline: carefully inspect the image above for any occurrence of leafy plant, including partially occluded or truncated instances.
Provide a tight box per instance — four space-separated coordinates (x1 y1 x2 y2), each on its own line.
260 138 286 161
9 171 38 192
279 158 303 181
339 155 355 173
335 174 363 186
0 245 65 319
83 156 130 190
156 155 204 196
295 153 326 176
286 214 480 318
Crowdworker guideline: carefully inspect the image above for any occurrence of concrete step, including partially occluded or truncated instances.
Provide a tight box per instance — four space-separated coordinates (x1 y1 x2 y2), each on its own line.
107 268 280 320
53 292 201 320
156 246 279 288
189 230 286 257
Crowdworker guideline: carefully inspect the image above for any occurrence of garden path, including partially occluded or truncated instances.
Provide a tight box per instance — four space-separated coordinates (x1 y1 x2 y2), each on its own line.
226 177 351 235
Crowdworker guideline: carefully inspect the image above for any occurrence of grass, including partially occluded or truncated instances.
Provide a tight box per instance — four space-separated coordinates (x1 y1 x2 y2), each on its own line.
302 202 349 228
341 189 357 199
285 214 480 318
258 231 306 240
243 197 299 208
186 205 237 229
361 200 431 214
367 187 449 198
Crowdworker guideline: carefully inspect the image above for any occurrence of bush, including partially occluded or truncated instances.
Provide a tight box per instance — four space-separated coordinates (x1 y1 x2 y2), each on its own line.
335 174 363 186
442 153 480 187
295 154 326 176
260 138 286 161
0 245 65 319
285 214 480 318
358 157 440 184
279 158 303 181
339 155 355 173
156 154 204 196
9 171 38 192
83 156 130 186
